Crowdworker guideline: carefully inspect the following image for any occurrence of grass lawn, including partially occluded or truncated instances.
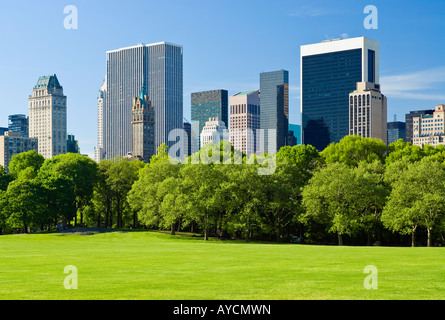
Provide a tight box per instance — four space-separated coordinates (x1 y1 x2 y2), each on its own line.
0 230 444 300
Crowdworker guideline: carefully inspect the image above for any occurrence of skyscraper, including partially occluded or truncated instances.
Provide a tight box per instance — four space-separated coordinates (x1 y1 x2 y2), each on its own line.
405 109 434 143
131 83 155 162
191 90 228 150
387 121 406 145
260 70 289 152
8 114 29 138
0 132 38 169
301 37 379 151
200 117 227 149
95 79 106 163
229 90 261 155
102 42 183 159
349 82 387 144
28 74 67 158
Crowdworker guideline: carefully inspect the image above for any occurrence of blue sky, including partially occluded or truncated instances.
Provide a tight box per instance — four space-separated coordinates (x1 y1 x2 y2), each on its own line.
0 0 444 157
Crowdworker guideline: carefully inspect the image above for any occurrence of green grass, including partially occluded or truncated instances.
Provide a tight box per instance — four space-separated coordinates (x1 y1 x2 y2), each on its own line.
1 230 444 300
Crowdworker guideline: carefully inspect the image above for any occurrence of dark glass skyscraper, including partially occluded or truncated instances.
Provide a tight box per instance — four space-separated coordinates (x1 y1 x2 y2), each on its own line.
260 70 289 152
387 121 406 145
191 90 228 150
301 37 379 151
8 114 29 137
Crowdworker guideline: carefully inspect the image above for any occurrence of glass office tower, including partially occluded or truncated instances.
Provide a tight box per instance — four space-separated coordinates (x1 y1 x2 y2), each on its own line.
191 90 228 150
301 37 379 151
260 70 289 153
103 42 183 159
8 114 29 137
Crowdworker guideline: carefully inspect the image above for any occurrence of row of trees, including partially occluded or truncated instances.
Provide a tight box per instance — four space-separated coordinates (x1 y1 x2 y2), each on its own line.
2 136 445 246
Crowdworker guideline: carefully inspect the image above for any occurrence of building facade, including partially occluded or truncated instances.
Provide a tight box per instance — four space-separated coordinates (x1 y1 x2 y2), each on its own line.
28 74 67 159
412 104 445 148
405 109 434 143
8 114 29 138
387 121 406 144
200 117 227 148
131 84 155 162
349 82 387 144
67 134 80 153
95 79 106 162
289 124 301 145
0 131 38 169
183 121 191 158
191 90 228 150
260 70 289 153
229 90 261 155
301 37 379 151
103 42 183 159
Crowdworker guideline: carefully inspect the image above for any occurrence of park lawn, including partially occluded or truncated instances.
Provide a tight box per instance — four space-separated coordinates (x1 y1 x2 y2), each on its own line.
0 231 444 300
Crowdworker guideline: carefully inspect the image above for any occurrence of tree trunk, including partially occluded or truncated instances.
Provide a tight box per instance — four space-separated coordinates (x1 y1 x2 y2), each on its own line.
171 222 176 236
427 228 431 247
338 233 343 246
204 229 208 241
411 228 416 247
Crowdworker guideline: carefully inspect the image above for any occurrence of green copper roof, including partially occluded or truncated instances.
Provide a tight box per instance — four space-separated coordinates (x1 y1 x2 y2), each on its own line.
234 90 257 96
34 74 62 89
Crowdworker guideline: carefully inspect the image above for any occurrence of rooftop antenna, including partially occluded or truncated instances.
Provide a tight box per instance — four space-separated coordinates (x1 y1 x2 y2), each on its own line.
394 114 397 122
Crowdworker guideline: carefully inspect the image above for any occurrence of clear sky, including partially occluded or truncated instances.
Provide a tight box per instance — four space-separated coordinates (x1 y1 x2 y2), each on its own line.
0 0 444 157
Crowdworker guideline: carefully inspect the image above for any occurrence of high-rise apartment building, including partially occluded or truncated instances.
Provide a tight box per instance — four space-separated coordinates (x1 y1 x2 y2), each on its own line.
28 74 67 158
349 82 387 144
387 121 406 144
260 70 289 152
191 90 228 150
131 83 155 162
405 110 434 143
102 42 183 159
0 132 38 169
301 37 379 151
200 117 227 148
412 104 445 148
229 90 261 155
95 79 106 162
8 114 29 138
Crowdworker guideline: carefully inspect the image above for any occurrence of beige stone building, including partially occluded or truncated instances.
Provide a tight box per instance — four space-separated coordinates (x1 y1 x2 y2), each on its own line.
200 117 227 149
412 104 445 147
28 74 67 159
229 90 260 155
349 81 387 144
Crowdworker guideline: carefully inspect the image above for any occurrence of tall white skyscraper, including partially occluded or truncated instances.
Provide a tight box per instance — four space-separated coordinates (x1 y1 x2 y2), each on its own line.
28 74 67 159
301 36 379 151
95 78 106 162
101 42 183 160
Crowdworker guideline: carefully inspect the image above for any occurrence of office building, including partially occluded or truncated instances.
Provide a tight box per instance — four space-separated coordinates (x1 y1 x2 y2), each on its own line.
405 109 434 143
8 114 29 137
28 74 67 159
349 82 387 144
260 70 289 152
229 90 261 155
131 83 155 162
289 124 301 145
387 121 406 144
183 121 191 158
103 42 183 159
412 104 445 148
0 132 38 169
191 90 228 150
200 117 227 148
67 134 80 153
301 37 379 151
0 128 7 136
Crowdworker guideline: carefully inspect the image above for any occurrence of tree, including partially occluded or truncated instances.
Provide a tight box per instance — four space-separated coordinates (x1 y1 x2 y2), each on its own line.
301 162 362 245
39 153 98 226
382 157 445 247
8 150 44 179
385 139 424 165
321 135 387 167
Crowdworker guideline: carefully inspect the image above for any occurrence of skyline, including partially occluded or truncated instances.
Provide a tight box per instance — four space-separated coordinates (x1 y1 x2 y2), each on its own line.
1 0 444 158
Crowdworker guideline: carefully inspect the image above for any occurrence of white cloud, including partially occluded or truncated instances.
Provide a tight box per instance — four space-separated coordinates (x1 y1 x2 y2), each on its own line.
380 67 445 101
